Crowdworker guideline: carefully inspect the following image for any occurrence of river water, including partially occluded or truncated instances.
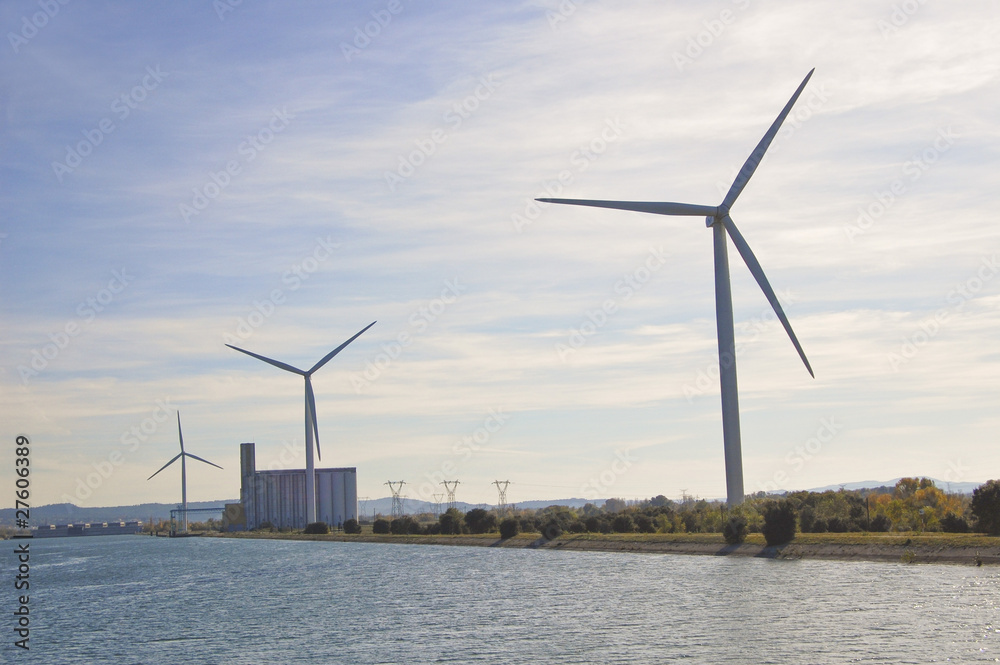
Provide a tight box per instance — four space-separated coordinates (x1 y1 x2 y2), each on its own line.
14 535 999 663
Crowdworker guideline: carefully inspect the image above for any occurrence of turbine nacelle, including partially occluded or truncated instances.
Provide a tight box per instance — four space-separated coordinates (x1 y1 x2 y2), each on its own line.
226 321 376 463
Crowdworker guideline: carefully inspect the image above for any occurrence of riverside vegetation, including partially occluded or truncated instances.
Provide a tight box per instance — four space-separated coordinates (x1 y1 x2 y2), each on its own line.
239 478 1000 550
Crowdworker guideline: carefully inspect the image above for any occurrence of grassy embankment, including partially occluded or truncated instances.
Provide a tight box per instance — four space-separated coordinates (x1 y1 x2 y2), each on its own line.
203 528 1000 565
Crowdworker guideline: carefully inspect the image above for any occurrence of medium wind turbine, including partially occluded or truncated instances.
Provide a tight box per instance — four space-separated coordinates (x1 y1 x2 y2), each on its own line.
226 321 376 525
147 412 223 532
538 69 817 506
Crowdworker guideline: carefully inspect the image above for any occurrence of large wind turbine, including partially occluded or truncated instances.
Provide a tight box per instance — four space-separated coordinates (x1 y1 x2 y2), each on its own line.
538 70 817 506
226 321 376 525
147 412 223 532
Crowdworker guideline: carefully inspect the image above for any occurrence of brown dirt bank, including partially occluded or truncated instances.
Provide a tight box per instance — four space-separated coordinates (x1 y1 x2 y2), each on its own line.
204 531 1000 565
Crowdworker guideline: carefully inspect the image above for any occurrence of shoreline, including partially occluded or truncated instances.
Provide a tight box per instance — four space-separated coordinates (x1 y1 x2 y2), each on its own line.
203 531 1000 565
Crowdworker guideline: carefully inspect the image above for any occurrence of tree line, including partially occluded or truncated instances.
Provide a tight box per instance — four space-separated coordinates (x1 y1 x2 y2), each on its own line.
347 478 1000 546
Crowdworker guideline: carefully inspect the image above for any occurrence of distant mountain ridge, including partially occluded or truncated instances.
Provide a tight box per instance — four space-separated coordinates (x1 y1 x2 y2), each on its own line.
360 497 598 517
803 478 982 494
0 500 235 526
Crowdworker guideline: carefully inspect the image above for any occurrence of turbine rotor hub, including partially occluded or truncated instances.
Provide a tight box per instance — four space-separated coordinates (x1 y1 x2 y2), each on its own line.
707 205 729 227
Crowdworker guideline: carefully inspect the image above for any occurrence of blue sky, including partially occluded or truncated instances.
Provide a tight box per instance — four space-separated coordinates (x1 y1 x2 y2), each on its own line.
2 0 998 509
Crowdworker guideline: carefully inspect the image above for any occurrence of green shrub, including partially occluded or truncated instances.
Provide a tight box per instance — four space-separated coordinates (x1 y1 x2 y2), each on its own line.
304 522 329 534
391 516 421 535
761 502 796 546
723 515 748 545
499 517 519 539
439 508 464 535
939 513 969 533
635 514 656 533
540 519 562 541
465 508 497 534
612 514 636 533
826 517 847 533
798 506 816 533
971 480 1000 535
869 514 891 532
372 518 390 534
343 518 361 534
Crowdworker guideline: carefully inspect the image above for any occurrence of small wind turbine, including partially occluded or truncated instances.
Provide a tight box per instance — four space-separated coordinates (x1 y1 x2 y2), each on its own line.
226 321 376 525
147 412 223 532
538 69 817 506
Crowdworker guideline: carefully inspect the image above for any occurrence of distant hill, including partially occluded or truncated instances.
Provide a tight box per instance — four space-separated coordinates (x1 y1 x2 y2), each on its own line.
803 478 983 495
0 500 236 527
361 497 598 517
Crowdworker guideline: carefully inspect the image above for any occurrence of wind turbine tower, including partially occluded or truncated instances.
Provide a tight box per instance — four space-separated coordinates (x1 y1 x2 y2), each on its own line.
539 70 817 506
147 412 223 532
227 322 376 525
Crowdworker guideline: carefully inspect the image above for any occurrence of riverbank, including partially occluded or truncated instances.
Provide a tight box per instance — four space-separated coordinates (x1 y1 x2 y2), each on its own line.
203 531 1000 565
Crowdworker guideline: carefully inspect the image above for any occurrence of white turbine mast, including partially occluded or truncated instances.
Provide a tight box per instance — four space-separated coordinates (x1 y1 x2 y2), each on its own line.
147 412 223 532
538 70 817 506
226 321 376 524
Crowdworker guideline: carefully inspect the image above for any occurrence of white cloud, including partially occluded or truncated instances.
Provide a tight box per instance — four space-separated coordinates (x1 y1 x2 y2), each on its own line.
2 0 999 505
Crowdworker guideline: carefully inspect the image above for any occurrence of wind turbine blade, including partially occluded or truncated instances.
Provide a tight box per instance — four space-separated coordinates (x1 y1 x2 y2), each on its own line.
721 215 814 378
176 411 185 454
147 453 183 480
721 69 815 210
306 379 321 461
309 321 377 374
536 198 718 217
184 452 223 470
226 344 306 376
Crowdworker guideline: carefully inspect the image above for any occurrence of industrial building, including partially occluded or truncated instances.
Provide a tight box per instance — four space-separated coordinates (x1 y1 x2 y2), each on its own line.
239 442 357 530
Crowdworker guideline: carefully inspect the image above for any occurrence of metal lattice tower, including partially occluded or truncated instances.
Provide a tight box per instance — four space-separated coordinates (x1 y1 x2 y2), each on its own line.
432 493 444 516
358 496 371 522
441 480 460 511
493 480 510 517
386 481 406 520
